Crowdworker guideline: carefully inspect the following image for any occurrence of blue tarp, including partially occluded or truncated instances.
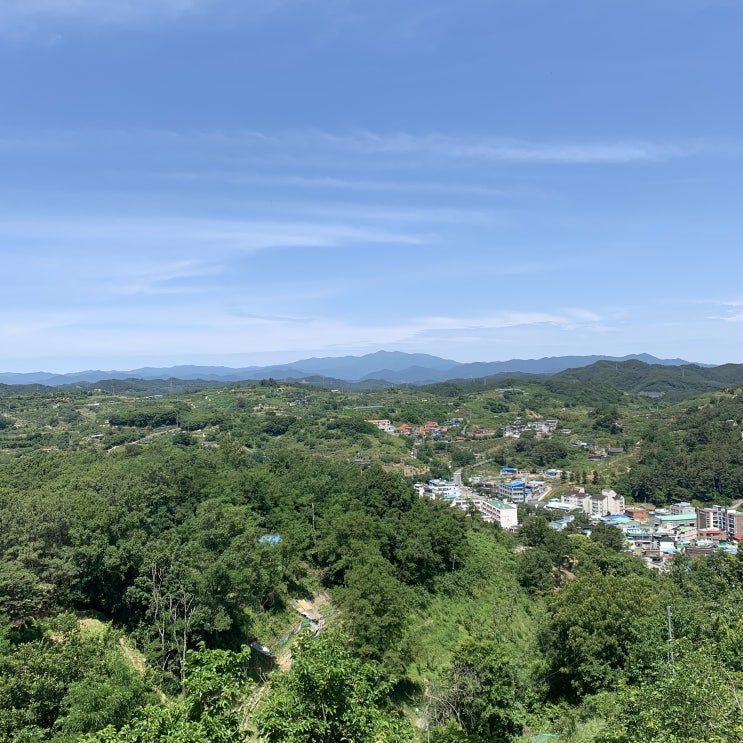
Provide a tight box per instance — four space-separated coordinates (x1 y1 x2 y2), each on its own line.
259 534 282 545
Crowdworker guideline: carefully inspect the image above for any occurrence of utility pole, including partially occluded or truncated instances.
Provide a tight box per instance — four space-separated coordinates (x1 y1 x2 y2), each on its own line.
311 503 315 531
666 605 674 664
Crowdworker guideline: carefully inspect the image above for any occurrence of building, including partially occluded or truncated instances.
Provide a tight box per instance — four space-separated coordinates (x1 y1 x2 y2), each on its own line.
561 487 625 518
367 419 396 434
650 512 697 532
541 499 582 513
416 479 460 499
528 419 559 435
495 480 528 503
669 501 695 515
625 505 649 523
477 498 519 529
561 487 591 511
697 506 743 541
550 515 575 531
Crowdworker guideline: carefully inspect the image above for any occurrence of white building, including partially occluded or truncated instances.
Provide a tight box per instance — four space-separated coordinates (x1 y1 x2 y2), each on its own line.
697 506 743 540
561 487 625 517
669 501 695 515
449 496 519 529
415 479 460 499
367 419 396 434
477 498 519 529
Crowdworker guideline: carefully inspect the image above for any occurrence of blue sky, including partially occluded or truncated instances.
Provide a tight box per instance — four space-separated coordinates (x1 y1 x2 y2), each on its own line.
1 0 742 372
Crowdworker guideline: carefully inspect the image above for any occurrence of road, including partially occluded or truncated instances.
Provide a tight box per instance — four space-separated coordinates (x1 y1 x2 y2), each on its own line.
453 467 477 498
455 465 553 502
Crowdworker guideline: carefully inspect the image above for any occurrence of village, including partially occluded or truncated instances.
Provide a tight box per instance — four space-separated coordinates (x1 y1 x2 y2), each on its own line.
367 412 743 569
413 465 743 571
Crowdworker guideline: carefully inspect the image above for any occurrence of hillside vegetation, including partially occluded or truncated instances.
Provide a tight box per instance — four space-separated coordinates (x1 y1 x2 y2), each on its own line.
1 368 743 741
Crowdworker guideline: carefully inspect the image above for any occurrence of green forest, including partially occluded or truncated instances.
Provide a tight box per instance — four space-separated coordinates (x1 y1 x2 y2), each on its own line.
2 369 743 742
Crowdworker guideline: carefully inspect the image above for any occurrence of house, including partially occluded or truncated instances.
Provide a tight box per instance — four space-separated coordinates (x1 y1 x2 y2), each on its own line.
526 419 559 436
367 419 396 434
550 515 575 531
625 505 649 523
626 524 652 546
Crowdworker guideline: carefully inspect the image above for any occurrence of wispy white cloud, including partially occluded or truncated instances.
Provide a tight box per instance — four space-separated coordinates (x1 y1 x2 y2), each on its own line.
412 309 606 333
0 215 425 251
0 305 610 367
112 259 224 296
327 131 696 164
0 127 702 166
692 298 743 323
155 170 517 199
3 299 741 372
0 0 322 35
0 0 209 29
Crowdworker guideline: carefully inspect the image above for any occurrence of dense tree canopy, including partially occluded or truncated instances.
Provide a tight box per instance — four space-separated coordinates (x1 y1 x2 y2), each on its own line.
1 380 743 741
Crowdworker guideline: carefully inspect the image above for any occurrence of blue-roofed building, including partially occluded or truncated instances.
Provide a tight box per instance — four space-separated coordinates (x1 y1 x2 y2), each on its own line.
550 515 575 531
496 480 528 503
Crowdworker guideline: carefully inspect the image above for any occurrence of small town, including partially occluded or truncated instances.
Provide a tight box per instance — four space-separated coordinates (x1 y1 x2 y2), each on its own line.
415 469 742 570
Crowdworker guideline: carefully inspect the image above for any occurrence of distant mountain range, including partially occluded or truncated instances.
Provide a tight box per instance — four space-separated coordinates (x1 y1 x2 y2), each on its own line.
0 351 704 387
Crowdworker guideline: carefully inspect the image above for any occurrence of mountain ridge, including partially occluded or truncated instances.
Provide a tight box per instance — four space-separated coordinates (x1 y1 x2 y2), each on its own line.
0 352 707 387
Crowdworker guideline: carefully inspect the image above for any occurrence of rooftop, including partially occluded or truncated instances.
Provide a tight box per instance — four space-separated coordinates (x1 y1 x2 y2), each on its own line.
656 513 697 521
488 498 517 510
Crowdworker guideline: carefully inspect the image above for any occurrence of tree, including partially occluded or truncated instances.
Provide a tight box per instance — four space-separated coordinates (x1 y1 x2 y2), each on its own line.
0 561 51 622
540 573 666 699
0 614 157 742
517 515 573 568
599 642 743 743
428 458 452 479
338 554 411 675
429 638 521 741
255 631 414 743
589 522 626 552
82 645 253 743
450 448 476 468
171 431 195 447
516 547 555 594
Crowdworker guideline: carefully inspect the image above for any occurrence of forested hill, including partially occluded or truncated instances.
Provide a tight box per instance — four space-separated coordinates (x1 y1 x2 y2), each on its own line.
2 378 743 740
552 359 743 400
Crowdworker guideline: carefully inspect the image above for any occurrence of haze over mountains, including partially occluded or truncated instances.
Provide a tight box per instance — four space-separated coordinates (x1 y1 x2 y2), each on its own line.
0 351 700 387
